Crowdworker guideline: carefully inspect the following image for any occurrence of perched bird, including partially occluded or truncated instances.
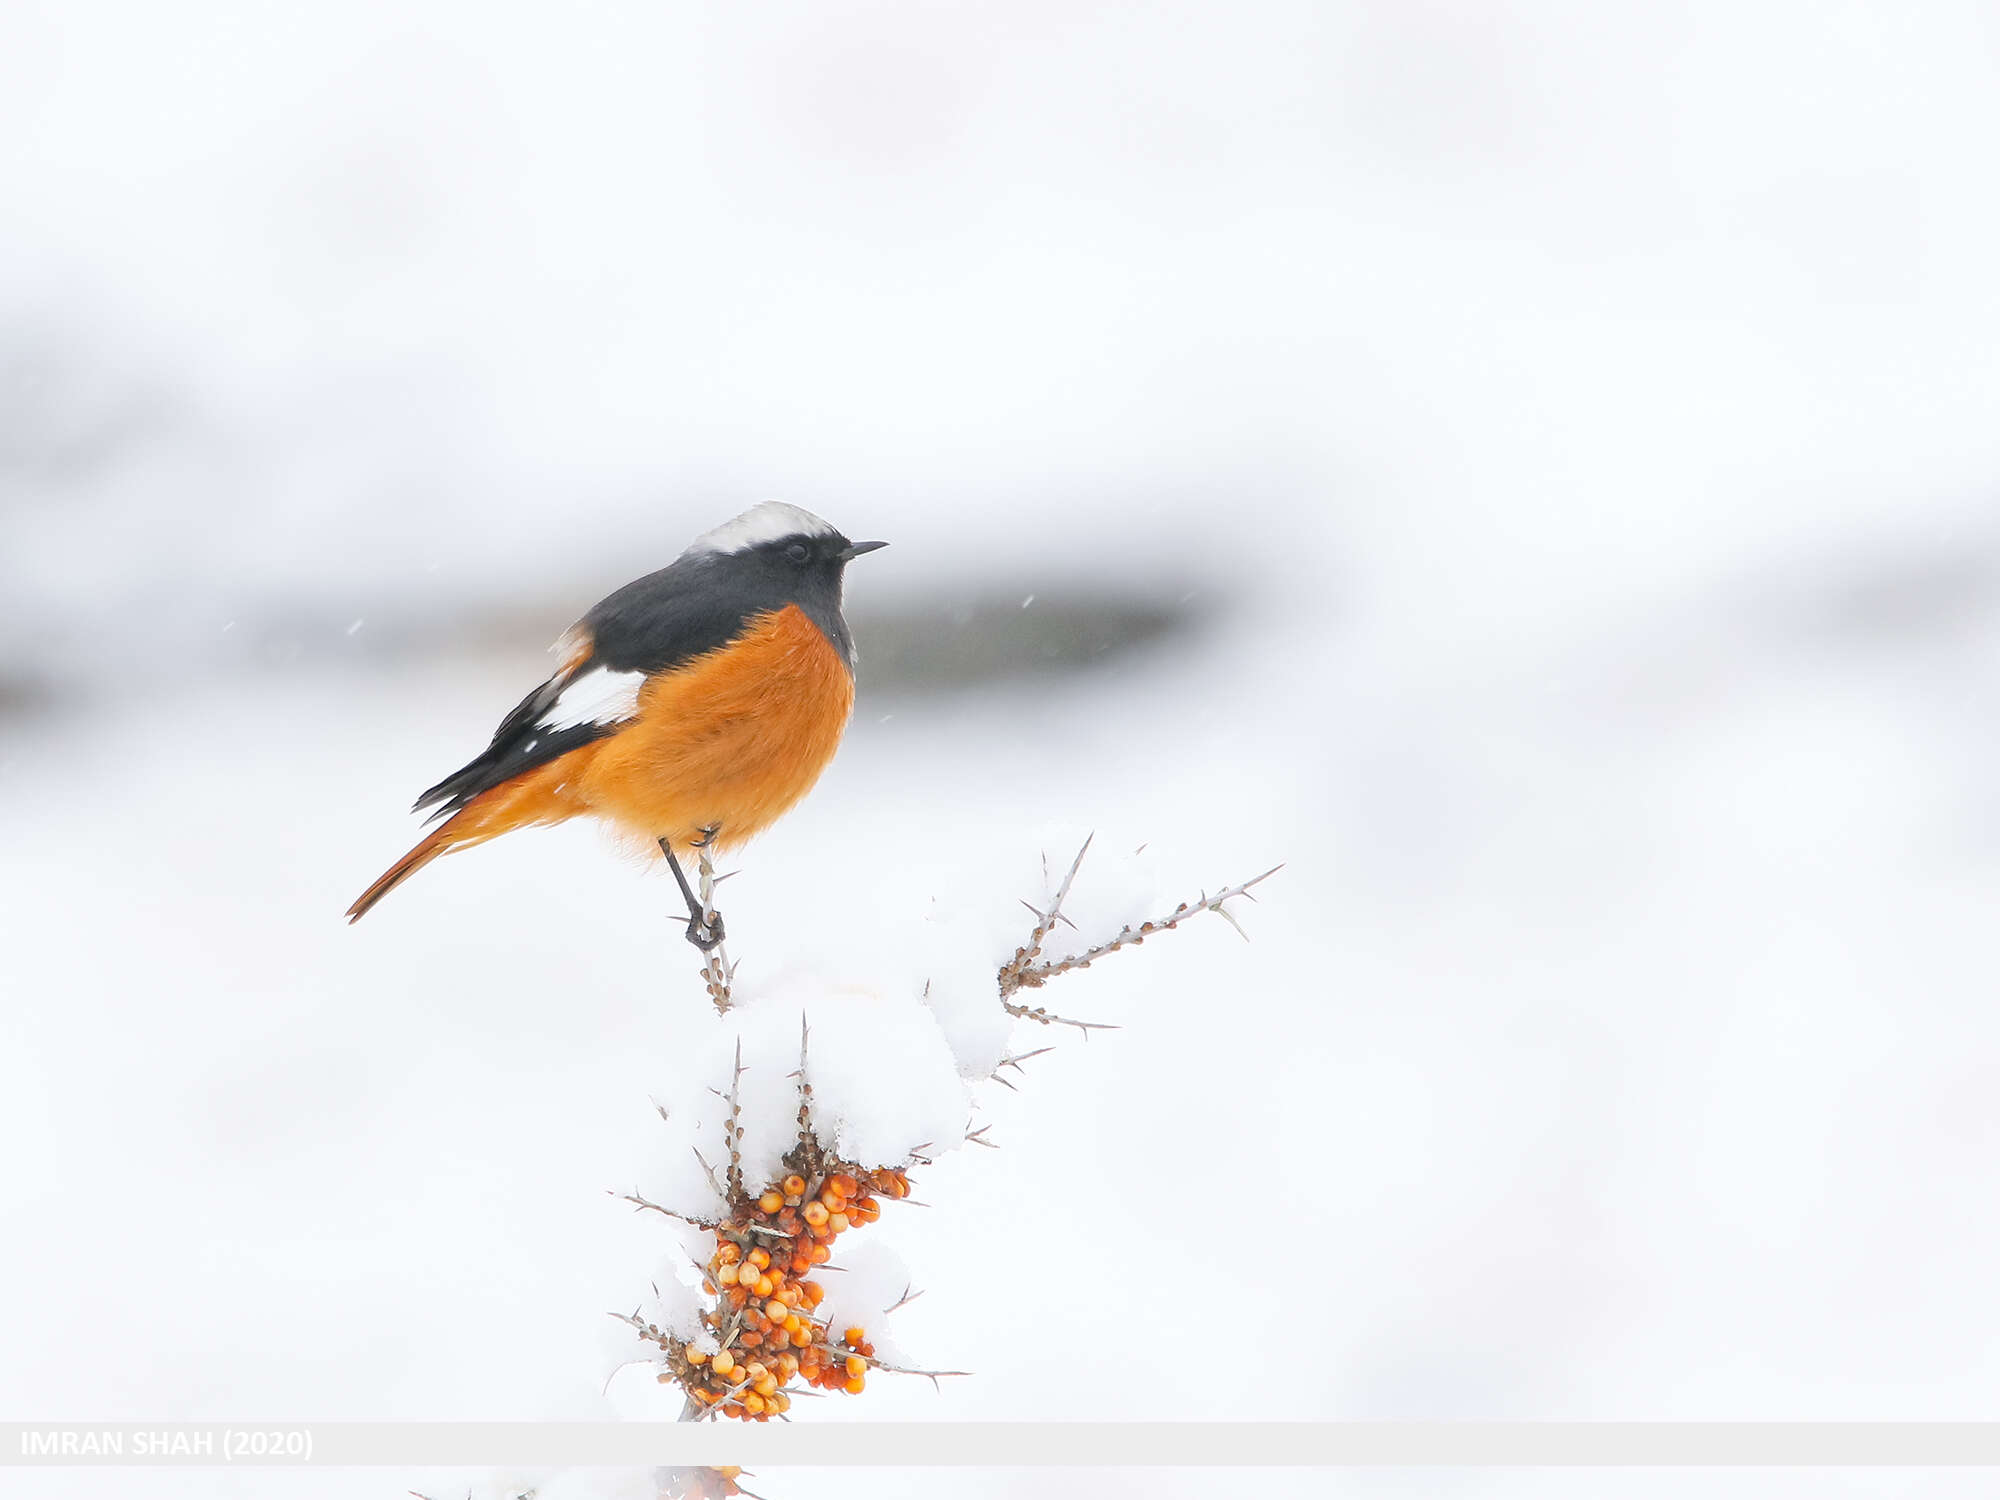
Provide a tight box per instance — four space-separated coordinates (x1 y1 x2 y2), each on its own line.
347 502 886 938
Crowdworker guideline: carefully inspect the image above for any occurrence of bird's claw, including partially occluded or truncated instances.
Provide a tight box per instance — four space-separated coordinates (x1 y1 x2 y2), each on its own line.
685 910 726 952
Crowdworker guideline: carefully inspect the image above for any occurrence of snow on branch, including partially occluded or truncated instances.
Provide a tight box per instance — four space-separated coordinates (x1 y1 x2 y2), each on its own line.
612 833 1278 1499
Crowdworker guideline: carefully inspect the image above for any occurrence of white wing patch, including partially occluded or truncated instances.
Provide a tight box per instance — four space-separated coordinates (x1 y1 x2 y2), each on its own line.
685 500 836 557
538 665 645 732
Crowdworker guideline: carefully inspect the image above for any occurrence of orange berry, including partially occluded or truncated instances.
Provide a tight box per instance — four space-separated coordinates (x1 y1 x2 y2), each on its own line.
747 1248 771 1270
845 1374 865 1394
759 1191 784 1214
802 1201 829 1227
742 1392 764 1414
829 1212 850 1234
739 1331 762 1348
717 1263 739 1286
783 1174 806 1197
845 1354 867 1377
711 1351 735 1377
811 1244 830 1264
819 1187 845 1211
844 1326 865 1346
764 1298 788 1321
801 1281 824 1306
716 1242 741 1264
685 1347 708 1366
784 1314 805 1337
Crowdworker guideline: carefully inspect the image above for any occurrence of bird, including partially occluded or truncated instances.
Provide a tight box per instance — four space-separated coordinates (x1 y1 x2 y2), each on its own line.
347 501 886 939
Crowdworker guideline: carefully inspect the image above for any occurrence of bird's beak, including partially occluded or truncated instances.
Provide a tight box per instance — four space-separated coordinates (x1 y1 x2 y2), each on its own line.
838 540 888 561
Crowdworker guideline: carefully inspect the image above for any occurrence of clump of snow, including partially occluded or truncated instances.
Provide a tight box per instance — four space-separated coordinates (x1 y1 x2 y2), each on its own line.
643 976 972 1223
812 1238 920 1368
728 824 1211 1085
906 908 1020 1082
645 1266 708 1346
638 824 1201 1212
615 828 1257 1409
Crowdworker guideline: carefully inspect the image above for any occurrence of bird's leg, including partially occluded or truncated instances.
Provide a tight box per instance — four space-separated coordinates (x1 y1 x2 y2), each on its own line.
659 837 725 951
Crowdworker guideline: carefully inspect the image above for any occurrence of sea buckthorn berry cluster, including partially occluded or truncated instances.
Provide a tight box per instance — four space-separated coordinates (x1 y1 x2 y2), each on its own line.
659 1161 911 1421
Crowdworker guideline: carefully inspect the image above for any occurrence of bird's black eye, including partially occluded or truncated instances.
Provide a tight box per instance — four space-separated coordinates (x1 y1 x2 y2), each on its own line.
785 541 811 565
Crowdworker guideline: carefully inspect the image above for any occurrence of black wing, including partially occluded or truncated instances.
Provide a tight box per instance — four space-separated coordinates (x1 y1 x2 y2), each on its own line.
410 654 620 820
407 548 800 822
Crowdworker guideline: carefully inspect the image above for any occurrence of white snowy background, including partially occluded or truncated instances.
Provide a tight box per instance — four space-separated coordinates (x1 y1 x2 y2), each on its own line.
4 1 1999 1497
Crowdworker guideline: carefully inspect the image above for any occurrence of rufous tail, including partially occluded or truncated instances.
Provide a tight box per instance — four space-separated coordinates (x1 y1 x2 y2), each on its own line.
346 819 467 923
346 747 596 922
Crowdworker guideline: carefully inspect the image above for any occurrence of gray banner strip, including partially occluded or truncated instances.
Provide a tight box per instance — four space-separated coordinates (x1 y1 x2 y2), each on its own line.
8 1423 2000 1467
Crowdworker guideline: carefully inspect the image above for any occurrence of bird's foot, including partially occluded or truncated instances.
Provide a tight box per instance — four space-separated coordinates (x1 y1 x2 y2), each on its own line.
684 908 727 952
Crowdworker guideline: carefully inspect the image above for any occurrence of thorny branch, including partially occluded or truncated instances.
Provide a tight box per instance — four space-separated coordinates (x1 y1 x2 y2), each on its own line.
628 830 1276 1458
997 835 1093 988
793 1015 815 1147
720 1038 746 1201
618 1189 718 1229
697 842 737 1014
995 839 1282 1030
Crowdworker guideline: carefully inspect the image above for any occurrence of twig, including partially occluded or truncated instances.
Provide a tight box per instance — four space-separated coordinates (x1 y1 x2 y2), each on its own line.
1010 865 1283 993
616 1189 716 1228
995 1047 1055 1073
794 1014 816 1160
863 1355 973 1391
697 841 735 1013
996 835 1093 992
723 1038 745 1202
998 1000 1120 1033
692 1148 727 1203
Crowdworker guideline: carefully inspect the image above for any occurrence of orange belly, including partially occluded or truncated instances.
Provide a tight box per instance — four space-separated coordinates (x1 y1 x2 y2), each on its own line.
346 603 855 922
575 602 856 851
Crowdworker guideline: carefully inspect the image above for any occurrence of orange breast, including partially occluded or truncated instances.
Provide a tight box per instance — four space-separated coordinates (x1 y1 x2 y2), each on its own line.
577 603 856 851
